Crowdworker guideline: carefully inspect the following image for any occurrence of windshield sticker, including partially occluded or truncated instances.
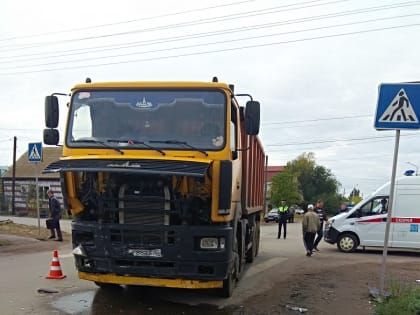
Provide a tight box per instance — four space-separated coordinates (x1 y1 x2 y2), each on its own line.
78 92 91 99
136 98 153 108
212 136 224 147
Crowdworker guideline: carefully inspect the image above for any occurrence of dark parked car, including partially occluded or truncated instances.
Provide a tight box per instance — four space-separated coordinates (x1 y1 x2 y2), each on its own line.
264 209 279 223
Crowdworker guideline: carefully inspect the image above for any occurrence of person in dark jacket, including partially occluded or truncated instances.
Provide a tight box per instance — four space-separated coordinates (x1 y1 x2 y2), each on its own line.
313 199 327 251
277 199 289 239
47 190 63 241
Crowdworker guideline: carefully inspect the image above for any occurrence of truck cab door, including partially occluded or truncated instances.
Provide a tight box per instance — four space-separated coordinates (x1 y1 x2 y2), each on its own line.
354 196 389 247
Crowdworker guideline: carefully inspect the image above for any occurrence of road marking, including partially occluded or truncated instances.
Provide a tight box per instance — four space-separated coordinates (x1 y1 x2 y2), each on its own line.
244 257 287 279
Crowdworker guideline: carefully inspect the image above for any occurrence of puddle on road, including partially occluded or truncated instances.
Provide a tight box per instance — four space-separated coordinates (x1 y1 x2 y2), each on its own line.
51 287 241 315
52 291 94 314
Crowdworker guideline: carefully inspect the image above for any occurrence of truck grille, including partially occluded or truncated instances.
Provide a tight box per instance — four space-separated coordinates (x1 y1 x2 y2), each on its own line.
118 184 170 225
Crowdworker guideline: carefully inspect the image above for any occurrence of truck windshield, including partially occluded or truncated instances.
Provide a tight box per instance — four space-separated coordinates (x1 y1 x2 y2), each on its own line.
67 89 227 151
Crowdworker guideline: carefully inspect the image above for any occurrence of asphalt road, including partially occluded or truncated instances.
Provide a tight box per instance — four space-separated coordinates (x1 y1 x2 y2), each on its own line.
0 216 320 314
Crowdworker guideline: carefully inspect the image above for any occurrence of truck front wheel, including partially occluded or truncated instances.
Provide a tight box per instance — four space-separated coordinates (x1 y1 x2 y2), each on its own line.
219 254 238 298
337 233 358 253
94 282 120 289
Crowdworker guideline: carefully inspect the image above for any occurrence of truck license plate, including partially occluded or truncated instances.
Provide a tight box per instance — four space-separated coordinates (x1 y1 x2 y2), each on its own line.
128 249 162 257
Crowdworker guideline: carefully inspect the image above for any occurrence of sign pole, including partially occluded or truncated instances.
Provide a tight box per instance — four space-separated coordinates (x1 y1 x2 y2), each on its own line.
35 162 40 235
379 129 400 295
28 142 43 235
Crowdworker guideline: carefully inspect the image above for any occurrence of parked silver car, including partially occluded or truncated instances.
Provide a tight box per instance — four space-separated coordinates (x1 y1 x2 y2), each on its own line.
264 209 279 223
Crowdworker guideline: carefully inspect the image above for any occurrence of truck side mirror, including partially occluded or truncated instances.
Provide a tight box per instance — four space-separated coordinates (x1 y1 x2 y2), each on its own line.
43 128 59 145
45 96 59 128
244 100 260 135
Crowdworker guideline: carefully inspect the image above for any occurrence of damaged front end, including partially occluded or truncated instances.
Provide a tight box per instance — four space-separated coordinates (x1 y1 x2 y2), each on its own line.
45 158 234 286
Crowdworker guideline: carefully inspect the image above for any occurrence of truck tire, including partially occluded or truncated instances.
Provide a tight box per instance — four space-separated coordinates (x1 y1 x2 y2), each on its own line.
337 233 358 253
94 282 120 289
220 267 235 298
246 223 257 263
255 220 260 257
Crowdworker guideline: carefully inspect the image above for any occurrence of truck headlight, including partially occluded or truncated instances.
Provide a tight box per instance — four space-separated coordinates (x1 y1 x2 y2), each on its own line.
200 237 226 250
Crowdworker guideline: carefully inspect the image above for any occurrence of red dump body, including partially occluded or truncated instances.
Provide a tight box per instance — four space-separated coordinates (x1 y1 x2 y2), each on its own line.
241 132 265 216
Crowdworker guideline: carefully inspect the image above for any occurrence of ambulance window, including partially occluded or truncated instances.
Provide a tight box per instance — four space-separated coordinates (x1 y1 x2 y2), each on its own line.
359 197 388 217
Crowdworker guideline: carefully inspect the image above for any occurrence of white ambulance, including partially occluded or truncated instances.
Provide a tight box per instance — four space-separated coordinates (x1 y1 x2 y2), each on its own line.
324 176 420 252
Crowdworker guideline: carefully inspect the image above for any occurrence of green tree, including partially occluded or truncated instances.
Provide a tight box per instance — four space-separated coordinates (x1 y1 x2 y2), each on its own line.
348 187 362 204
270 152 342 214
270 171 303 207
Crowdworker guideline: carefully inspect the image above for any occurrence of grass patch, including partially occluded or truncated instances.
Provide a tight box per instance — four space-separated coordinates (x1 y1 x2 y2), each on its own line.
0 239 12 246
375 279 420 315
0 220 69 240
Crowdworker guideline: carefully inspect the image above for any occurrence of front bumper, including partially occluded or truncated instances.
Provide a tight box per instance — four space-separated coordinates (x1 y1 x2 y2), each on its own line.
79 271 223 289
72 222 233 282
323 226 340 244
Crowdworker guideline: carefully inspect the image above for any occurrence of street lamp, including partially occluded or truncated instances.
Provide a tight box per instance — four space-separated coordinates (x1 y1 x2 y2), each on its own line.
406 162 418 176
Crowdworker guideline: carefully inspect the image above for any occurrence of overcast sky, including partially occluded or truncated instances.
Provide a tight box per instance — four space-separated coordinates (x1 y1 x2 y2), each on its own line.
1 0 420 197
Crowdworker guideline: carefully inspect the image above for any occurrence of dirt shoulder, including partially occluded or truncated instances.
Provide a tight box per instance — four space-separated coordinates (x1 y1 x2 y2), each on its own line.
0 219 70 255
237 252 420 315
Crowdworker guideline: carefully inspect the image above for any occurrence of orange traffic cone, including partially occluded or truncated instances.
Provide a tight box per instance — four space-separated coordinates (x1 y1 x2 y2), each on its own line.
46 250 66 279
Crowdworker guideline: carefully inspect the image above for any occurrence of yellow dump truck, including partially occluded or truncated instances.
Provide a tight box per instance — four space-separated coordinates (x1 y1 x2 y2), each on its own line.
43 78 265 297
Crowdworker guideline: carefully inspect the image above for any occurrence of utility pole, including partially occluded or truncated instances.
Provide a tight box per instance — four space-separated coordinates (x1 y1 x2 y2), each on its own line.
12 136 17 215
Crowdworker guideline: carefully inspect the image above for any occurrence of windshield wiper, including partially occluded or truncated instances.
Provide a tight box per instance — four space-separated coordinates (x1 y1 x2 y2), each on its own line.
107 139 166 156
73 138 124 155
150 140 208 157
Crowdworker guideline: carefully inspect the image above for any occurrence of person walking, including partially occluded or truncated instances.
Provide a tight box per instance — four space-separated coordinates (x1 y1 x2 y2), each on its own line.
277 199 289 239
313 199 327 251
302 204 320 256
47 189 63 241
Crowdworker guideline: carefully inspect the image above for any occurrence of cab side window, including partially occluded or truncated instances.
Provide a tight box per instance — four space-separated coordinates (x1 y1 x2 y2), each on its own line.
359 197 389 217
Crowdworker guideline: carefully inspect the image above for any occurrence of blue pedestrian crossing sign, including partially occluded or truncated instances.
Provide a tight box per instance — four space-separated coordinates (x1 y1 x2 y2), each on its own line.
375 83 420 130
28 142 43 162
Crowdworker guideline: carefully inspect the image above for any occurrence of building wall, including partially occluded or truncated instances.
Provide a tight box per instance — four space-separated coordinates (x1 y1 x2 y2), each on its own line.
2 179 62 214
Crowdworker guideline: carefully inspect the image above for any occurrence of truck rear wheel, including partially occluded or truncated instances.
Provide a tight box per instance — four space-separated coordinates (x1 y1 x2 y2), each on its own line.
246 223 257 263
255 221 260 257
337 233 358 253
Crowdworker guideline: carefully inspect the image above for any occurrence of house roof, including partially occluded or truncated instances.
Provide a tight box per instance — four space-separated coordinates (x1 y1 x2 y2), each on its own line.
266 165 285 182
2 147 62 179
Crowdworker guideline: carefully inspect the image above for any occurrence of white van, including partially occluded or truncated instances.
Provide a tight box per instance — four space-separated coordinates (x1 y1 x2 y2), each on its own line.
324 176 420 252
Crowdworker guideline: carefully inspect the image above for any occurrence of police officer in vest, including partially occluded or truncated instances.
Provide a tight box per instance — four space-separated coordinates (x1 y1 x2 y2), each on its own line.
277 199 289 239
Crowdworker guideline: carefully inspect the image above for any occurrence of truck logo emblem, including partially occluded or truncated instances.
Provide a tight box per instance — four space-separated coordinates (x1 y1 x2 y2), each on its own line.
136 98 153 108
107 161 142 168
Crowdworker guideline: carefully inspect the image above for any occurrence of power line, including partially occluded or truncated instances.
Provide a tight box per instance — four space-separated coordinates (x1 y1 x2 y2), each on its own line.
0 0 352 51
267 133 420 147
0 0 256 42
265 114 372 125
2 13 418 70
1 0 414 53
2 21 419 76
3 5 398 63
